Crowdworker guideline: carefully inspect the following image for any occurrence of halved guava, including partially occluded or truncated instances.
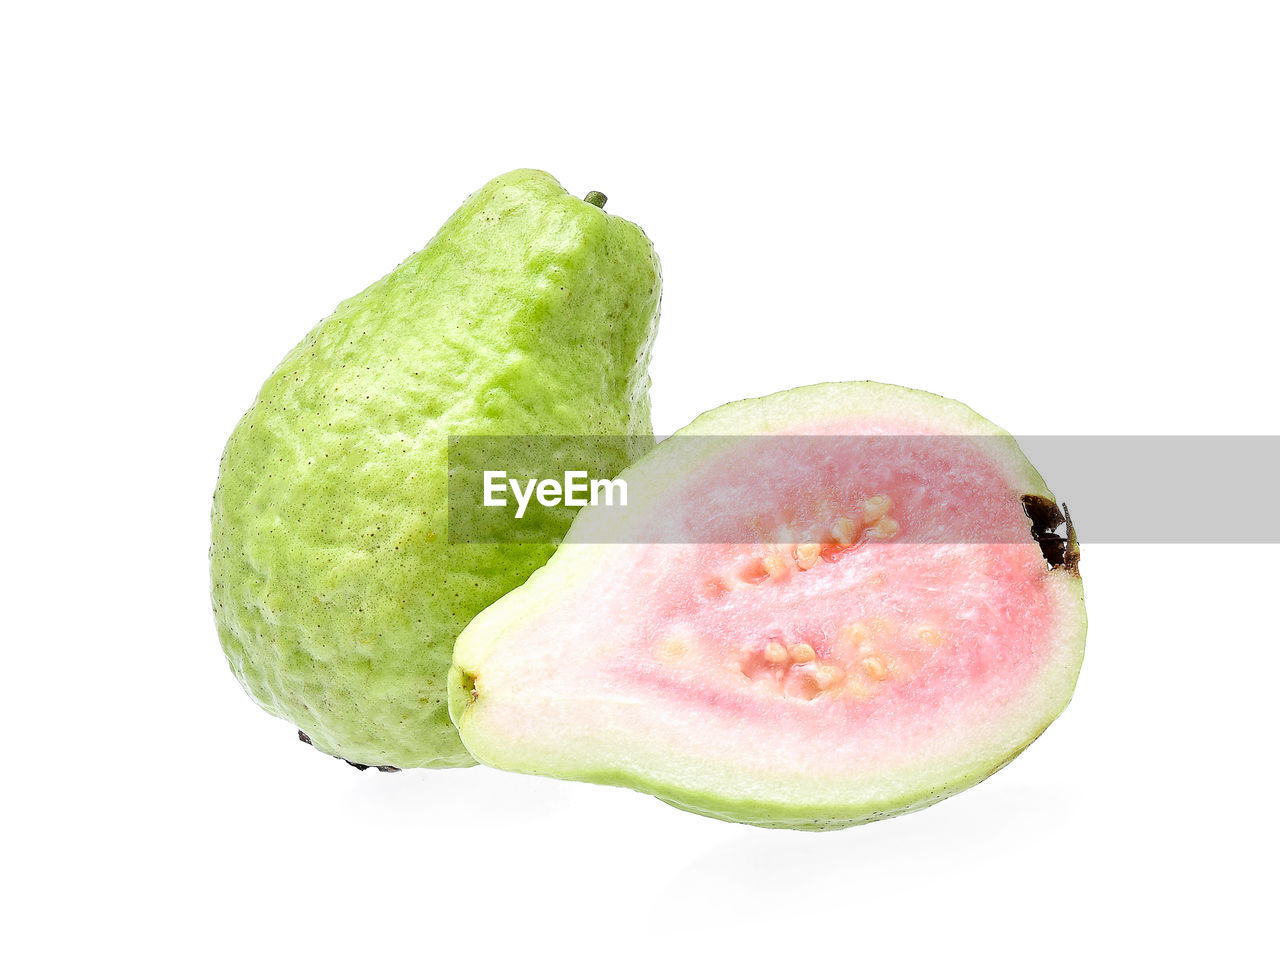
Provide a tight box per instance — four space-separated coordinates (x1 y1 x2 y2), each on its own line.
449 382 1086 830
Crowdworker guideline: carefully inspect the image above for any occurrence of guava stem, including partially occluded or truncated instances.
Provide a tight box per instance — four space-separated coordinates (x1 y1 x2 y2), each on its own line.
584 190 608 209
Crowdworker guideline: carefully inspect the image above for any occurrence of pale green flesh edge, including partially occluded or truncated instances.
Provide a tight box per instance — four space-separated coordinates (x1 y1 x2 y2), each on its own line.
450 381 1089 829
536 729 1042 832
453 599 1085 830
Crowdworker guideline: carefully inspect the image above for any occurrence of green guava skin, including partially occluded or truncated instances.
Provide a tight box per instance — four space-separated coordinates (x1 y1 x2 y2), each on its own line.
211 169 661 769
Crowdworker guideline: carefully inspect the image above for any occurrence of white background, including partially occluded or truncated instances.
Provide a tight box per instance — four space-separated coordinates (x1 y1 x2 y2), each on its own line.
4 2 1277 975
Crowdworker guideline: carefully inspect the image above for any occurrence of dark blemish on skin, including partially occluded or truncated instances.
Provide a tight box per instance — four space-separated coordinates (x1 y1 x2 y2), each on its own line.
298 729 401 772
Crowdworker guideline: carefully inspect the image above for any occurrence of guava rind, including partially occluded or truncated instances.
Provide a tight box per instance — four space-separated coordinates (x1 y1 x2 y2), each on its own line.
450 381 1087 828
211 169 661 769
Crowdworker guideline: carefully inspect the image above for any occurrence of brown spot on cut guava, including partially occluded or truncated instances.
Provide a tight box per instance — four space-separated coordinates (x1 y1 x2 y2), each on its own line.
459 669 479 703
1021 495 1082 576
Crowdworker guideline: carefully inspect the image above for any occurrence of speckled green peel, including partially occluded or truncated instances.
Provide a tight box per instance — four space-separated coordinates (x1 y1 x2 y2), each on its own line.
211 169 661 768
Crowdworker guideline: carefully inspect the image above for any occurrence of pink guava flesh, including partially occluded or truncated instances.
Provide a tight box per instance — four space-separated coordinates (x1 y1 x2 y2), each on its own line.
450 383 1087 830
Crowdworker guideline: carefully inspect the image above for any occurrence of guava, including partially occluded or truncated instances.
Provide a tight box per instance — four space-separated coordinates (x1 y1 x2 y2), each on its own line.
211 169 661 769
449 382 1087 828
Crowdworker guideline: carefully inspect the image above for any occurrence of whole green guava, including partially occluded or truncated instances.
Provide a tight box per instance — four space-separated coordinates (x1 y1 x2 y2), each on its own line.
211 169 661 768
